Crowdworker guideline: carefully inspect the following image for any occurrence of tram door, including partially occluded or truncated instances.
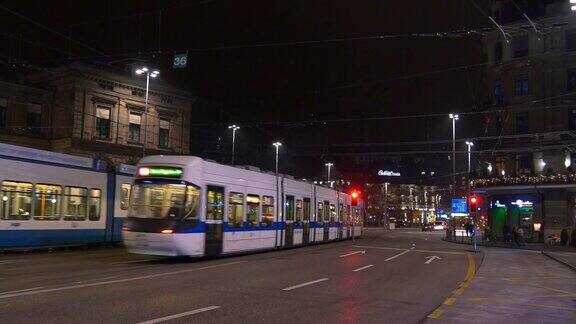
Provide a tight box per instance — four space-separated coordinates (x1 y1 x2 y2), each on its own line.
323 201 330 241
205 186 224 256
285 195 294 247
338 203 344 240
302 198 311 244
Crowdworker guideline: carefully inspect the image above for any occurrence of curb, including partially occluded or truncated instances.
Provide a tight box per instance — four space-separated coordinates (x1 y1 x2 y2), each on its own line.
541 251 576 273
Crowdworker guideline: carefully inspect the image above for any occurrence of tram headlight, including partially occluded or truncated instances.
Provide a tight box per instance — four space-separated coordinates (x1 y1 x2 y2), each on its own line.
121 225 130 231
161 229 173 234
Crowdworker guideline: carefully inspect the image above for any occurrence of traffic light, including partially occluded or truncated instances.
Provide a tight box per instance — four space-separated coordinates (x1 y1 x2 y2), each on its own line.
351 190 360 206
469 195 480 211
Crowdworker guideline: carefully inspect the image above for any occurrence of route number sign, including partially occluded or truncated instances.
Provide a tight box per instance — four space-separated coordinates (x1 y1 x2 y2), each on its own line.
173 52 188 69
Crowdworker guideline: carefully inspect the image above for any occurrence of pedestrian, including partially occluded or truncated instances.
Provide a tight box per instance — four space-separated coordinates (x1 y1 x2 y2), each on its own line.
516 227 524 246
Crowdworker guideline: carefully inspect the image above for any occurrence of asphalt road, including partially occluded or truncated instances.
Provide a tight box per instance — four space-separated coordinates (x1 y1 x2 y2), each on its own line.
0 228 474 324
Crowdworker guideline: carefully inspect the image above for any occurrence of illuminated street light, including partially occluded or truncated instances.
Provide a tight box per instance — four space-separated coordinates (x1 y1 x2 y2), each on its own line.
325 162 333 187
449 114 459 190
228 124 240 165
135 67 160 157
273 141 282 174
465 141 474 174
487 163 493 174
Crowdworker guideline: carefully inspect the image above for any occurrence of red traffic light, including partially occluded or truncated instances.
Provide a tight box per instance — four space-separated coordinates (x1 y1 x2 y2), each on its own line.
351 191 359 199
470 196 478 204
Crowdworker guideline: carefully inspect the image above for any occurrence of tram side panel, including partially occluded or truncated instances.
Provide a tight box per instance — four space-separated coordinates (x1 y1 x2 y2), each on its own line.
0 157 108 248
202 162 278 255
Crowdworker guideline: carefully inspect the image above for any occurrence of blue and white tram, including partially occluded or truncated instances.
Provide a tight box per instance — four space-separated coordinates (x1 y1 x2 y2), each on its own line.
122 155 363 257
0 143 134 248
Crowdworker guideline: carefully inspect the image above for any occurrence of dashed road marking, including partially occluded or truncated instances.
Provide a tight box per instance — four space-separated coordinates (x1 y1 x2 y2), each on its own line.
428 309 444 319
384 250 410 261
339 251 365 258
443 297 456 306
282 278 329 291
352 265 374 272
136 306 220 324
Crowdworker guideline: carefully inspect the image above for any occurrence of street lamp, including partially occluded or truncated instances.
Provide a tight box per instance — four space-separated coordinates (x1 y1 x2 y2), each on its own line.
325 162 333 187
228 124 240 165
135 67 159 157
465 141 474 174
487 163 493 175
449 113 459 190
571 0 576 11
273 141 282 174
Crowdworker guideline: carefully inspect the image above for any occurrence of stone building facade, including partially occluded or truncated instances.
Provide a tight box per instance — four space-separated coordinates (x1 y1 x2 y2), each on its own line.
474 1 576 242
0 63 193 168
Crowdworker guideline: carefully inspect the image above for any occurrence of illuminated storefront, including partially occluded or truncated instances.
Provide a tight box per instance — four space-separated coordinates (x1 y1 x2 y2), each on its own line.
487 195 542 242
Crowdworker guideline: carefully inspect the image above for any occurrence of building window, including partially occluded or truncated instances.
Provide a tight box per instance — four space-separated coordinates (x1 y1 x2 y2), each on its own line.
95 104 111 138
516 112 530 134
228 192 243 227
0 97 6 128
517 154 532 174
159 118 170 148
493 80 503 105
566 29 576 52
27 103 42 134
494 42 502 63
513 35 529 58
128 112 141 142
567 68 576 92
514 74 529 96
569 109 576 131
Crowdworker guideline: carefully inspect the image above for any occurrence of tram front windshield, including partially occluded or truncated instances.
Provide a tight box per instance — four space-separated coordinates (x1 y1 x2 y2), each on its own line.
129 182 200 220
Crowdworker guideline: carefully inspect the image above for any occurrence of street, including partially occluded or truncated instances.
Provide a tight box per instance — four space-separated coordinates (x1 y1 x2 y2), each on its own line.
1 229 574 323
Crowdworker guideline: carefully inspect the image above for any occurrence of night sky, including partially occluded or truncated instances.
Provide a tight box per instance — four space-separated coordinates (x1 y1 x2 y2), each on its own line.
0 0 492 183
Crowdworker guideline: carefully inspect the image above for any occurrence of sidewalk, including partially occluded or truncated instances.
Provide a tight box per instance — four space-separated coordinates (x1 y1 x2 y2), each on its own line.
543 251 576 272
427 247 576 323
444 236 576 253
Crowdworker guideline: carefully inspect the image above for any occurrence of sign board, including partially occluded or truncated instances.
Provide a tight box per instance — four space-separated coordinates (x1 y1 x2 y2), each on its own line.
173 52 188 69
378 170 401 177
451 198 468 214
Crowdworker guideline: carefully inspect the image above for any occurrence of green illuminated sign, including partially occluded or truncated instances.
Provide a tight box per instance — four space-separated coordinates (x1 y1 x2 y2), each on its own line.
138 167 183 178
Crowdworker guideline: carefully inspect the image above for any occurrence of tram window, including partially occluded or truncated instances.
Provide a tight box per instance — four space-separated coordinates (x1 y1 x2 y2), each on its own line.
317 202 323 222
323 201 330 221
339 203 344 222
330 204 336 222
228 192 244 227
88 189 101 221
120 183 131 210
246 194 260 227
33 183 61 220
285 195 294 221
303 198 310 221
1 181 32 220
183 185 200 220
295 199 303 224
63 187 88 220
262 196 274 226
206 187 224 221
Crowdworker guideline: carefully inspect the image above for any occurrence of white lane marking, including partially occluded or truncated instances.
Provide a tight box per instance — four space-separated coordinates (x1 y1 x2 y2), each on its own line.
73 275 120 284
136 306 221 324
0 260 25 265
385 250 410 261
282 278 329 291
410 246 415 250
0 286 45 295
424 256 442 264
110 259 156 265
339 251 366 258
0 261 247 300
353 245 466 255
352 264 374 272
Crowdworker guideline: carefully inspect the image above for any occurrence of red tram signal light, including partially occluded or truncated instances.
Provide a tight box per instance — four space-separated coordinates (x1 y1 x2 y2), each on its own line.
351 190 360 206
470 196 478 204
